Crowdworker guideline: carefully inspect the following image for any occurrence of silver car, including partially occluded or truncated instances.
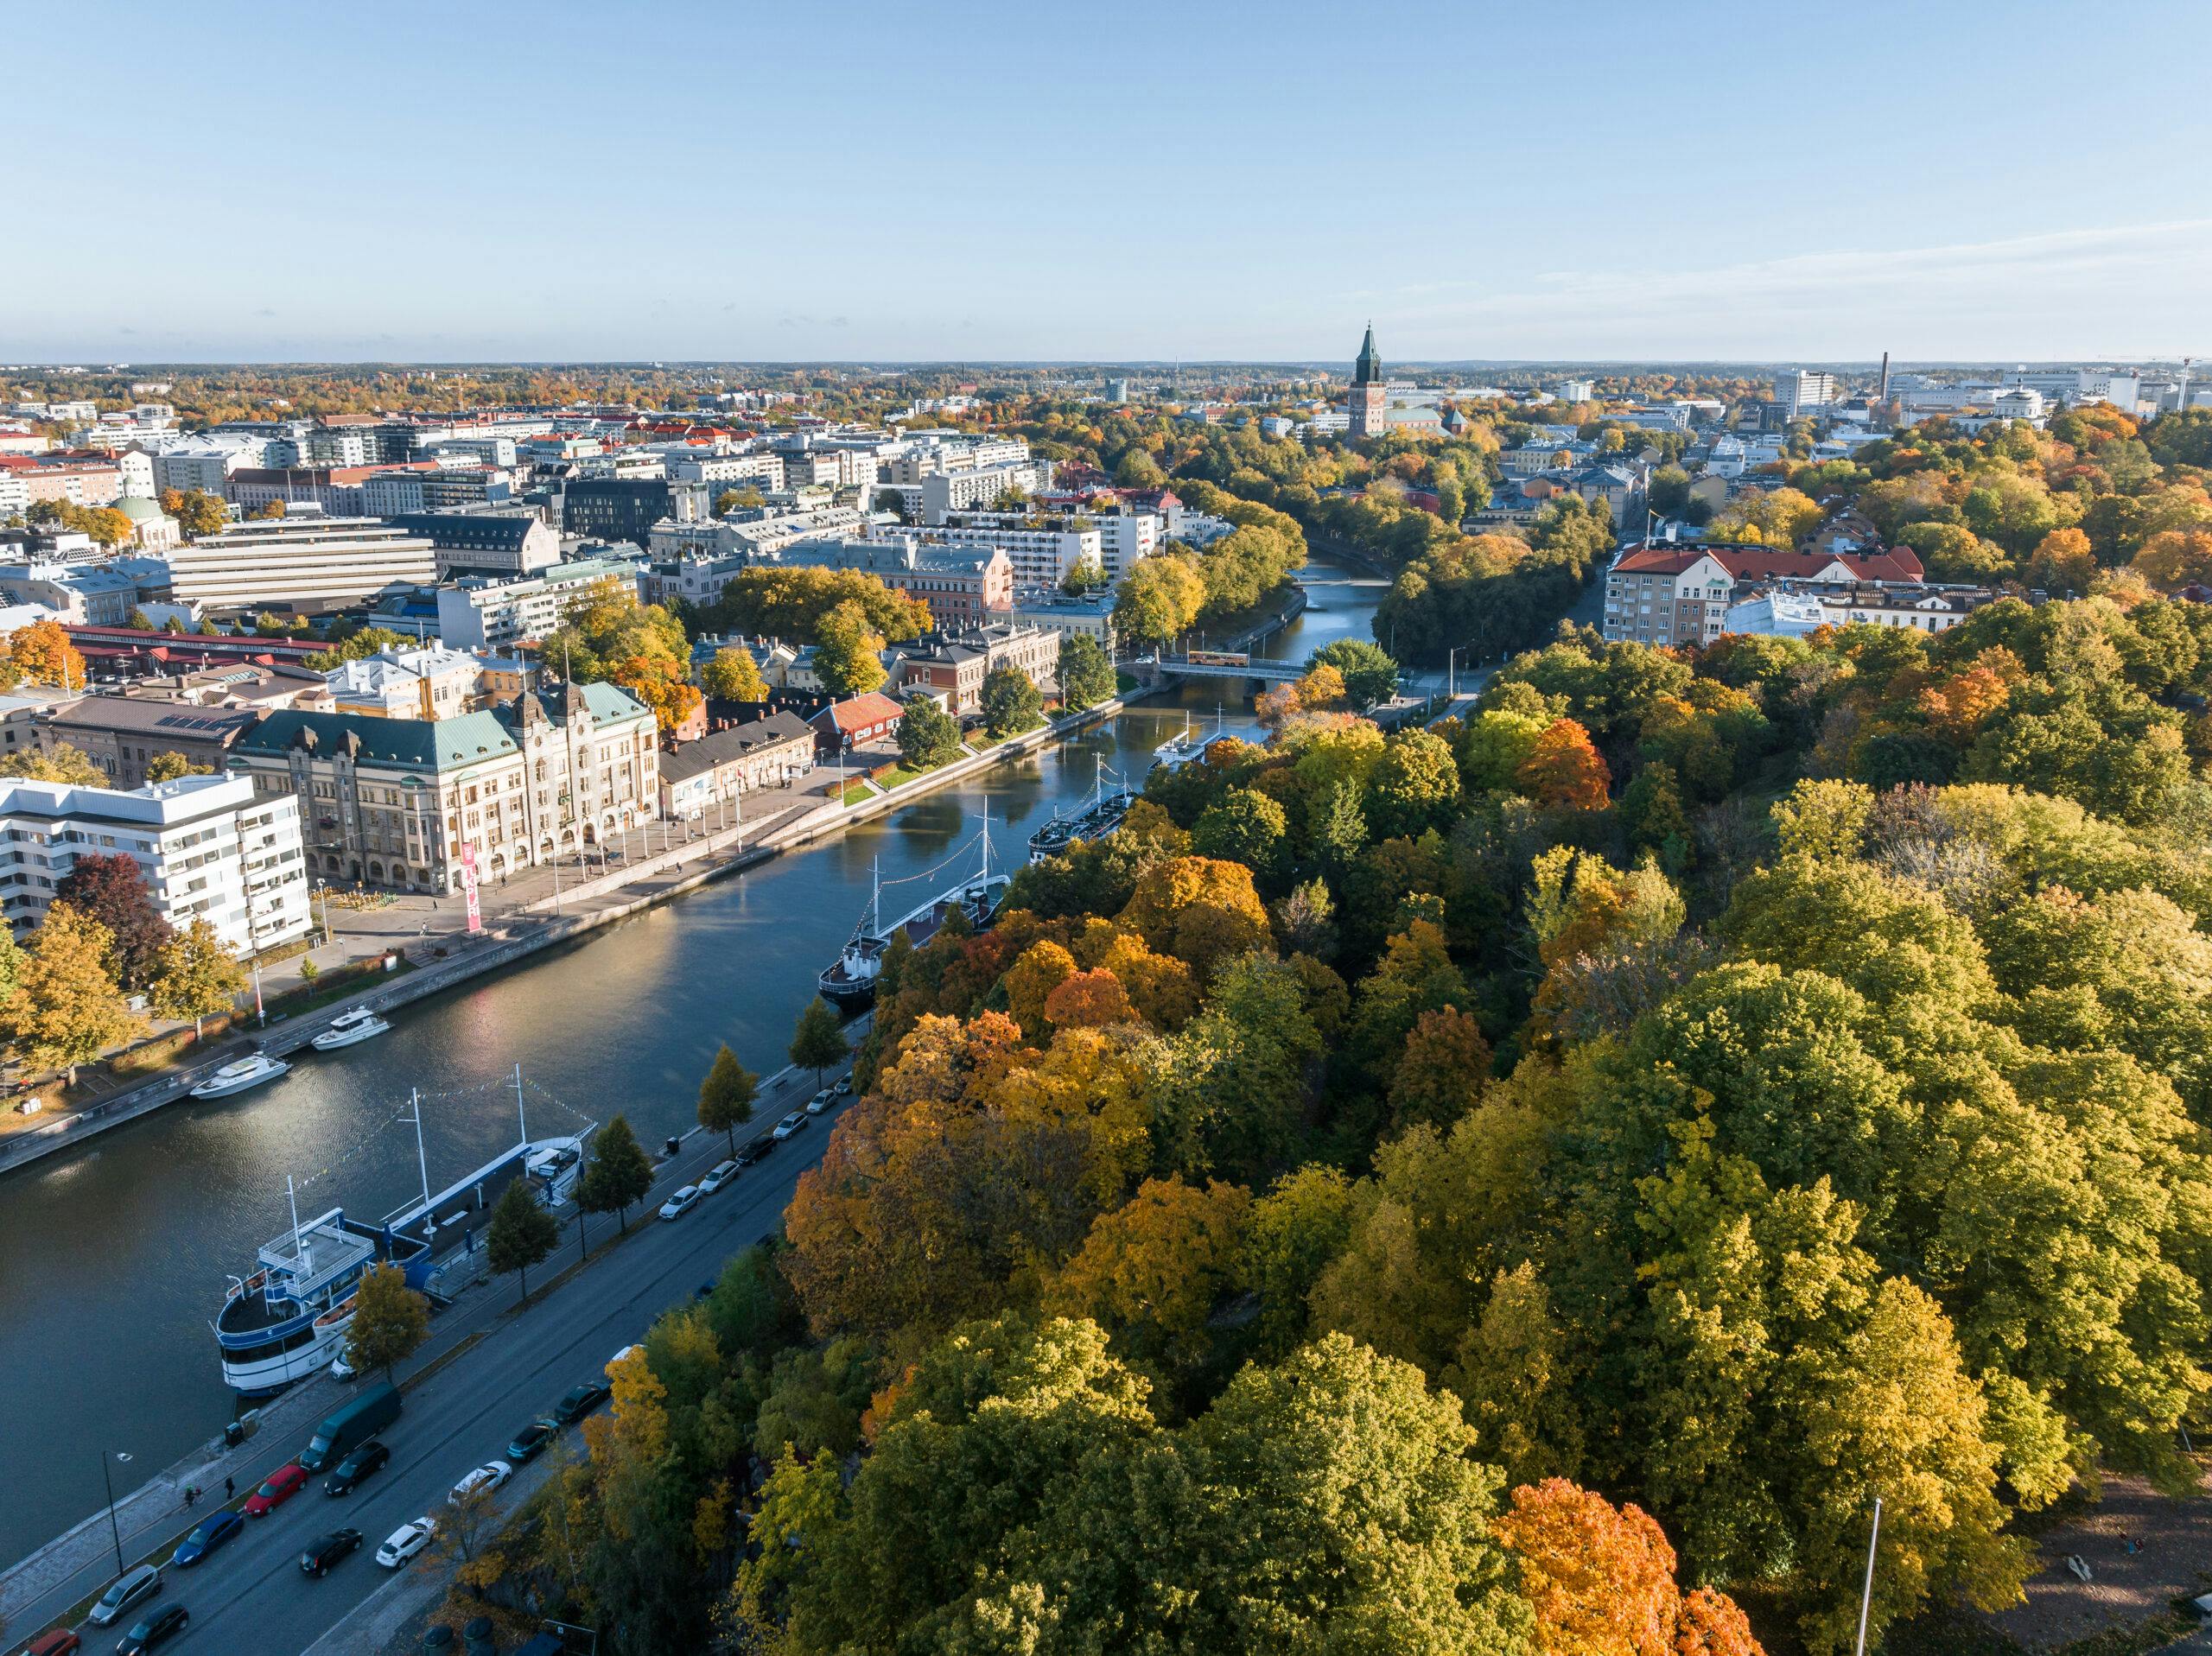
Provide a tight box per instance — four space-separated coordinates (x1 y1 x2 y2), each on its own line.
89 1562 162 1626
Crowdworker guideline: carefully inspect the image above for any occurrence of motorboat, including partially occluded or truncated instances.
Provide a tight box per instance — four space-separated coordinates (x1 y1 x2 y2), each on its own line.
311 1007 391 1051
191 1053 291 1099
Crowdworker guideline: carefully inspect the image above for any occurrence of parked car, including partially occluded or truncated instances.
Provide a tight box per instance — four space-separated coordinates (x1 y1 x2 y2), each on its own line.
322 1439 390 1496
449 1461 513 1503
506 1419 557 1462
87 1564 162 1626
112 1603 188 1656
170 1510 243 1567
734 1137 773 1166
834 1075 853 1095
375 1517 436 1568
698 1158 739 1194
328 1351 357 1382
805 1089 832 1115
771 1112 806 1140
607 1345 640 1372
658 1184 702 1221
244 1462 308 1516
22 1628 80 1655
299 1528 364 1577
554 1381 611 1425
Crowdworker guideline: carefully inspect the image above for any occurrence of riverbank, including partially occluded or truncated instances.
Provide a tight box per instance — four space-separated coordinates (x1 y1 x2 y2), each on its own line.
0 695 1134 1183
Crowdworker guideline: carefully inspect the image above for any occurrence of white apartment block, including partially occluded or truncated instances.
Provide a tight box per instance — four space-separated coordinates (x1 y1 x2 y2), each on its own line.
162 517 438 614
882 515 1102 587
917 460 1055 523
1773 370 1842 418
152 437 266 497
435 558 641 651
670 452 786 492
0 772 312 955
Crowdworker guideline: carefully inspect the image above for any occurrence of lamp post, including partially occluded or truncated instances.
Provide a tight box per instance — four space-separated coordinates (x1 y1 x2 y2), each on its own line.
100 1448 132 1580
1447 644 1469 701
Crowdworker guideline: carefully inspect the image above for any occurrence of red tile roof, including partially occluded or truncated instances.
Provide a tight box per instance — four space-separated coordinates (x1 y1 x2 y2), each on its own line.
812 691 906 734
1613 542 1924 584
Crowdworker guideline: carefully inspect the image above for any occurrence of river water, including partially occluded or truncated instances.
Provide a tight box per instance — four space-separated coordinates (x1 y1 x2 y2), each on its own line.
0 558 1384 1565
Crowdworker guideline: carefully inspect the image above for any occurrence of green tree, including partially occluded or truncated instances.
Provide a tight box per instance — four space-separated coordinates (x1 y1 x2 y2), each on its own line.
1057 632 1116 710
697 1042 759 1155
486 1174 560 1304
579 1114 656 1239
788 997 848 1089
696 647 768 703
813 600 887 695
149 918 244 1037
981 663 1043 737
895 696 961 770
2 904 142 1082
343 1260 429 1382
1311 638 1399 709
1191 786 1289 885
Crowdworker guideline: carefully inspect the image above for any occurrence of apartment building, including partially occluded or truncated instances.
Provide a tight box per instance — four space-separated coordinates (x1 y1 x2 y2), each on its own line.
561 478 709 542
161 516 439 615
1602 542 1928 649
667 451 785 492
1773 370 1842 418
657 710 816 819
434 557 640 650
877 514 1102 588
890 624 1058 715
43 696 264 787
0 771 312 953
232 681 658 891
387 510 559 578
325 644 520 720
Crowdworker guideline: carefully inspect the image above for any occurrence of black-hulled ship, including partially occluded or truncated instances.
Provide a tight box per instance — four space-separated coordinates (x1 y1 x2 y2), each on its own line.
818 812 1010 1010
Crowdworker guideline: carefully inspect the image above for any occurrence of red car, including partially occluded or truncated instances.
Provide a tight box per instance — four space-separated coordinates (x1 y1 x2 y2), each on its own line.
245 1461 308 1516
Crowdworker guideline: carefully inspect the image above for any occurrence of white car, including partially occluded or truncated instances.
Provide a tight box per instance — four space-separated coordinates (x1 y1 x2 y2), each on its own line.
834 1075 853 1095
771 1111 806 1140
329 1350 358 1382
376 1517 436 1568
805 1089 833 1115
608 1342 641 1371
658 1184 702 1221
450 1461 513 1503
698 1159 738 1194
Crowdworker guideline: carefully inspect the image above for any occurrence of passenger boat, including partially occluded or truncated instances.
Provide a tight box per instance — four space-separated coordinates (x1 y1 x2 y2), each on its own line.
214 1073 591 1395
1027 758 1137 864
190 1052 290 1099
310 1007 391 1051
819 811 1010 1010
1151 707 1236 771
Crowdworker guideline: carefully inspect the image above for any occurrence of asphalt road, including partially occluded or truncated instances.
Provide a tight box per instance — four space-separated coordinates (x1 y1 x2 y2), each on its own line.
16 1055 854 1656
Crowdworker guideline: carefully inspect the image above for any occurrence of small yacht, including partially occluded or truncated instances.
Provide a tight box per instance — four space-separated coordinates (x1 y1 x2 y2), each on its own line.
191 1052 290 1099
311 1007 391 1051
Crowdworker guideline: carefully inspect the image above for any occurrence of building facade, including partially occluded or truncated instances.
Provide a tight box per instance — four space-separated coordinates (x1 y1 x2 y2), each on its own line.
0 772 312 955
656 710 816 819
777 537 1014 626
231 681 659 892
1346 325 1386 440
890 624 1058 715
1602 542 1928 649
160 517 439 616
43 695 263 787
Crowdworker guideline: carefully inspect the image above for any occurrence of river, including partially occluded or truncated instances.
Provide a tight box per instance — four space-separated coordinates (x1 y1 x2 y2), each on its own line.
0 555 1384 1566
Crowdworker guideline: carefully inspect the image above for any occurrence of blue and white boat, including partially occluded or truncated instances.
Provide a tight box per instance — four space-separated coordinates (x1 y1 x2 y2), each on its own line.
214 1077 590 1395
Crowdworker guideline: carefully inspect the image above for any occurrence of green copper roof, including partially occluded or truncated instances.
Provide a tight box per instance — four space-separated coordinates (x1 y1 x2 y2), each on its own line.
1353 323 1382 385
236 682 650 773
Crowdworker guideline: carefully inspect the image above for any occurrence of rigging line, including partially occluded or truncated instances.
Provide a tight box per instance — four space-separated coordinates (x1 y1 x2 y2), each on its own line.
875 822 994 890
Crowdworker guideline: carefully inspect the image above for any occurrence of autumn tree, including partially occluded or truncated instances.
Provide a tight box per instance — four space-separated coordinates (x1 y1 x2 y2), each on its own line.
144 751 212 782
1113 553 1205 648
696 647 768 703
696 1043 759 1154
813 600 887 695
486 1175 560 1304
344 1260 430 1382
1116 855 1271 980
1389 1005 1492 1128
1516 718 1611 809
149 918 244 1037
1311 638 1399 709
2 904 142 1082
0 745 104 785
1047 1176 1250 1379
10 620 86 689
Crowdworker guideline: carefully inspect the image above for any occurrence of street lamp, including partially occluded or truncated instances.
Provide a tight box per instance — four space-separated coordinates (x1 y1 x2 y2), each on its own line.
100 1448 132 1580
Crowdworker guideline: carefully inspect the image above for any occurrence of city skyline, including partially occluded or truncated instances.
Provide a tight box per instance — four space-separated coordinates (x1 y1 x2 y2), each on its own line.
9 0 2209 362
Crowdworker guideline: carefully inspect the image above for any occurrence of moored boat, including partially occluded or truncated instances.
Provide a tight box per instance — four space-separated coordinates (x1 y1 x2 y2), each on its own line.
191 1053 290 1099
819 810 1009 1009
311 1007 391 1051
1028 757 1137 863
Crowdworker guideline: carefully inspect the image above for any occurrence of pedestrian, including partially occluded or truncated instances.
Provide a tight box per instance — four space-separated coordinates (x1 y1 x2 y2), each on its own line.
183 1484 197 1510
224 1474 234 1501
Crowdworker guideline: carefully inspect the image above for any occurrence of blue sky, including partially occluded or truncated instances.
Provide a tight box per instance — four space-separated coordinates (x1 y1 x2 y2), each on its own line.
9 1 2210 363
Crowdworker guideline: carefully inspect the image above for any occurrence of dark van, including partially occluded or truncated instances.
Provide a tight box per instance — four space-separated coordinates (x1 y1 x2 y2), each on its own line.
297 1380 401 1474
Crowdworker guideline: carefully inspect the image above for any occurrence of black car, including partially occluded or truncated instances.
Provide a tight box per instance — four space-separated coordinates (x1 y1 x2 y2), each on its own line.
734 1137 773 1167
299 1528 364 1577
552 1381 610 1425
322 1439 390 1496
115 1602 189 1655
506 1419 556 1462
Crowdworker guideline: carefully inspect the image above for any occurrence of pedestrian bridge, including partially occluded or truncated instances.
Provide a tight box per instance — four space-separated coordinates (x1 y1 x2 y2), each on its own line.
1144 654 1306 683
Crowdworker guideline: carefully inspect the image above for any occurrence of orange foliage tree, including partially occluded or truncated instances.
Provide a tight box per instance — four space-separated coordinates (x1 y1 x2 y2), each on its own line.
1516 719 1611 809
1497 1478 1763 1656
1116 855 1273 980
10 619 86 689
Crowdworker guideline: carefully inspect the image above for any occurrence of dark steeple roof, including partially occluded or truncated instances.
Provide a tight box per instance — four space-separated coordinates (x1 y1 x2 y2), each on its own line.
1353 323 1382 386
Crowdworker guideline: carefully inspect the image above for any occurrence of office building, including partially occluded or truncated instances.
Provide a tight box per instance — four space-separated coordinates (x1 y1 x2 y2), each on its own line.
1553 379 1595 403
657 710 816 819
0 771 312 953
161 516 439 616
561 478 709 543
42 695 264 788
879 514 1102 588
889 624 1058 715
324 644 522 720
1010 589 1116 650
232 681 658 892
388 510 560 578
777 537 1014 626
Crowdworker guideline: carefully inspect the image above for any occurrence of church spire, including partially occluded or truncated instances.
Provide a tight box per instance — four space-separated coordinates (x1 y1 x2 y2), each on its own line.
1353 322 1382 386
